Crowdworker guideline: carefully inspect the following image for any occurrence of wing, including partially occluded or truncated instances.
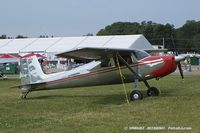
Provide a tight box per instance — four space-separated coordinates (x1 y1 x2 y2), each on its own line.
56 47 147 60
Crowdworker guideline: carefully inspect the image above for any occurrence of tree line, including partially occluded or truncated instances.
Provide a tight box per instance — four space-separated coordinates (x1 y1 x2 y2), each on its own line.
97 20 200 53
0 34 51 39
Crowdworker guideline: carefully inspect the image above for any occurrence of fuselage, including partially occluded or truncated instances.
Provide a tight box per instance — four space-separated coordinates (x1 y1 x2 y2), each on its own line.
31 55 177 91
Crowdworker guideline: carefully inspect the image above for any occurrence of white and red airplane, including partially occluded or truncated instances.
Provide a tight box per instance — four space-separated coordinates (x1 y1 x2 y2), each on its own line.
19 47 186 100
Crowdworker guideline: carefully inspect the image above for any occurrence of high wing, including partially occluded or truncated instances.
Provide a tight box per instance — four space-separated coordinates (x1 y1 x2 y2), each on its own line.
56 47 149 60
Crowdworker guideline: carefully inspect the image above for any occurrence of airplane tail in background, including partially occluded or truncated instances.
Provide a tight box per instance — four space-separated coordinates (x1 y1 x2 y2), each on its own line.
20 55 47 86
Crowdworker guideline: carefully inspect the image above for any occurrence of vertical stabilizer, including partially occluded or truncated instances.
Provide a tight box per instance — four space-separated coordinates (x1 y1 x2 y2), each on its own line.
20 55 46 86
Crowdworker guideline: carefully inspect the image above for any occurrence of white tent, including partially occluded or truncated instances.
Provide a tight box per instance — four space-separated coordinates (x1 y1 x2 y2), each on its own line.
46 37 85 53
0 38 37 54
0 34 155 55
0 39 13 50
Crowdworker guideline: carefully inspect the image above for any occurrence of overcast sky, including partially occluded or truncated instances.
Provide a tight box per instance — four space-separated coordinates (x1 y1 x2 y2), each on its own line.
0 0 199 37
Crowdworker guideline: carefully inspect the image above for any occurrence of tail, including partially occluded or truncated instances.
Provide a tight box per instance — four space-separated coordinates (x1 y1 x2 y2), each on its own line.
20 55 47 86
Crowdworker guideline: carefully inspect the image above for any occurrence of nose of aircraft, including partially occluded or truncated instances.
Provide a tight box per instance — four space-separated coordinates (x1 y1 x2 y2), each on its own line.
174 54 188 79
175 54 187 62
150 55 177 78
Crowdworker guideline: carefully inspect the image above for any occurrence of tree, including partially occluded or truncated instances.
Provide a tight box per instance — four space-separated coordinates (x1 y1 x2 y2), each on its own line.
97 21 175 50
16 35 28 39
176 20 200 52
0 34 7 39
97 22 141 35
83 33 93 36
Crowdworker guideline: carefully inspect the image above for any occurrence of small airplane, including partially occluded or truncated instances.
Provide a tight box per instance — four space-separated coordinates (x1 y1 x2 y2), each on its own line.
19 46 186 101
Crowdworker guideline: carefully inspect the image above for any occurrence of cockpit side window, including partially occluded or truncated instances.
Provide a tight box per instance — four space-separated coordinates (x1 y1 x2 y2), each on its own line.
101 58 110 67
114 54 133 66
101 54 133 67
101 58 116 67
100 50 150 68
121 54 132 64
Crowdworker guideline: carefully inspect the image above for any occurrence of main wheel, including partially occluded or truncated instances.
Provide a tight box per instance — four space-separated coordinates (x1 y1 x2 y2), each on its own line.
147 87 159 96
130 90 143 100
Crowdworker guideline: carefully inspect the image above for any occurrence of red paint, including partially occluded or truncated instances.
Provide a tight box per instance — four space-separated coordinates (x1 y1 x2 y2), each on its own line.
150 55 177 78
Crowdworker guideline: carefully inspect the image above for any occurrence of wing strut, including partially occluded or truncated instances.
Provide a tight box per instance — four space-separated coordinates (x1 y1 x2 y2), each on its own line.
116 53 150 89
116 54 130 105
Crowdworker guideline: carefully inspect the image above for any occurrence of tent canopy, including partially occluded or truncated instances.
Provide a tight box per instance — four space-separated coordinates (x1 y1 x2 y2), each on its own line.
0 35 155 54
22 52 45 58
0 54 17 58
0 54 19 63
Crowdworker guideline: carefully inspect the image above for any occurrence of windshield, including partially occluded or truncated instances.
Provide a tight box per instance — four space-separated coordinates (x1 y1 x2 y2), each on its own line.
133 50 150 60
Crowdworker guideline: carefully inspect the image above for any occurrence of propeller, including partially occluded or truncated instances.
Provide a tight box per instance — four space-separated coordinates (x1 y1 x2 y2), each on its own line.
171 36 184 79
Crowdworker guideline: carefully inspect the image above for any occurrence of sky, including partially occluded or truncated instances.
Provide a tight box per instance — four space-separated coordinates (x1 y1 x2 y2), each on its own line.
0 0 199 37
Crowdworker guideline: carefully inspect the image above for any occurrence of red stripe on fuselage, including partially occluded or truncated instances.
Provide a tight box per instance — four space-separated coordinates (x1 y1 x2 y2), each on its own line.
48 56 164 85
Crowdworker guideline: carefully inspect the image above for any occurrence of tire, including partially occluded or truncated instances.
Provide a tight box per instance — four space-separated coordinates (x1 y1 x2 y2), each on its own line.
147 87 159 96
130 90 143 100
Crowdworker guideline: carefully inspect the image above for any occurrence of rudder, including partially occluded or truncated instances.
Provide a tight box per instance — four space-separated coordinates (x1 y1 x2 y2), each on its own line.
20 55 47 86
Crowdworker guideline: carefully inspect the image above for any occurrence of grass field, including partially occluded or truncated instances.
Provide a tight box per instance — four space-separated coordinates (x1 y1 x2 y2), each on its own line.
0 75 200 133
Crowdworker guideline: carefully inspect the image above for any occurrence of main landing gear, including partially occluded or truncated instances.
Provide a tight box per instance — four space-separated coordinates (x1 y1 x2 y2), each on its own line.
130 87 160 100
116 53 160 101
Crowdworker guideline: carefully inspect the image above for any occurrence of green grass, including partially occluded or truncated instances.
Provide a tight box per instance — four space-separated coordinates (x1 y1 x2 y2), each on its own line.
0 75 200 133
